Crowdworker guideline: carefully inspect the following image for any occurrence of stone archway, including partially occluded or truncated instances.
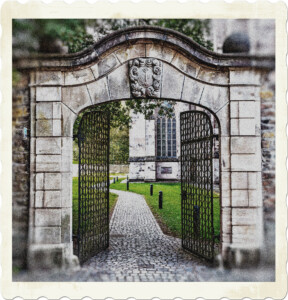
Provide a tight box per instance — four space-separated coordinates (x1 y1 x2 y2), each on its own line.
23 26 273 269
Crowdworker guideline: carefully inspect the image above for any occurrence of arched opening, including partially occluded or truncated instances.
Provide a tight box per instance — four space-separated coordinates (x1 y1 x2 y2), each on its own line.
71 98 221 265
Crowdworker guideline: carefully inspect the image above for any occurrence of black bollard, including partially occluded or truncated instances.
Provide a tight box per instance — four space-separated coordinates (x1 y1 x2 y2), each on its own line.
127 180 129 191
159 191 163 209
113 177 115 184
150 184 153 196
116 176 118 182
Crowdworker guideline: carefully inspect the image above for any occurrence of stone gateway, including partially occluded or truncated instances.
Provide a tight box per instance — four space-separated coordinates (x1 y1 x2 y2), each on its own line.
15 26 274 270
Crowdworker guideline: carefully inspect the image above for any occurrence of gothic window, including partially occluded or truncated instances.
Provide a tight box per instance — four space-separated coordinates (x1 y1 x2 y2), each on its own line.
157 114 176 158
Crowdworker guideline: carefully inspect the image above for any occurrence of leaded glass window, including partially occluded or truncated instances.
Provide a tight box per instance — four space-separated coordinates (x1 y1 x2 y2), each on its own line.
157 114 176 158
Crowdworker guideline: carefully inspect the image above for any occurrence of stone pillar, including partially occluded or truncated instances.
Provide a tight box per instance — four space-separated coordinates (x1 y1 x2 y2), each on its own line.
144 118 156 181
224 69 263 267
28 72 78 270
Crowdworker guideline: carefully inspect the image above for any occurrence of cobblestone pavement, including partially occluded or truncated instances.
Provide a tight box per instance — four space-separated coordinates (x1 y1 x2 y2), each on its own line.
14 189 274 282
79 189 211 282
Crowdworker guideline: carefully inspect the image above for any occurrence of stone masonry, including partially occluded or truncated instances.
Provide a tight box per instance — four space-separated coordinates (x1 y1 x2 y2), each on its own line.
14 26 274 270
12 73 30 270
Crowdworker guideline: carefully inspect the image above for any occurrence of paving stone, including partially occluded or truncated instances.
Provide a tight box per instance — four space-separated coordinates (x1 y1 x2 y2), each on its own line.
15 189 274 282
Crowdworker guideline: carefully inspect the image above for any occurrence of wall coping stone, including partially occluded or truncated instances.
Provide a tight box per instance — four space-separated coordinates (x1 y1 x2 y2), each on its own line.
14 26 275 71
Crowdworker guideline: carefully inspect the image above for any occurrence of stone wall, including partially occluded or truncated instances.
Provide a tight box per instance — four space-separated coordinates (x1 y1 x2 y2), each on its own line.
260 70 275 264
12 72 30 269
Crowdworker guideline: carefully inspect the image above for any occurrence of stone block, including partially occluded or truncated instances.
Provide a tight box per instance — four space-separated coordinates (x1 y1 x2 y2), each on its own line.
35 208 61 226
171 53 200 78
34 227 61 244
36 119 53 136
36 87 61 102
221 192 231 207
230 86 260 101
61 208 72 243
44 173 61 190
64 68 95 85
248 172 261 190
221 171 231 191
31 138 36 154
216 103 229 137
36 103 53 119
231 136 260 154
221 208 231 234
87 77 110 104
230 101 238 118
61 173 72 208
222 233 231 243
35 191 44 207
36 138 61 154
161 63 184 100
181 76 205 104
229 69 261 85
239 118 255 135
30 101 36 137
90 64 99 79
232 208 261 226
35 71 63 86
98 54 120 77
248 190 262 207
220 137 230 171
232 225 258 245
53 102 61 119
146 43 175 63
36 155 61 172
231 154 261 172
53 120 62 136
44 191 61 207
231 172 248 189
61 104 77 137
239 101 255 118
115 44 145 63
62 85 92 114
61 137 73 173
230 119 239 135
231 190 249 207
108 64 131 100
200 86 229 112
35 173 44 190
197 68 229 85
28 244 64 270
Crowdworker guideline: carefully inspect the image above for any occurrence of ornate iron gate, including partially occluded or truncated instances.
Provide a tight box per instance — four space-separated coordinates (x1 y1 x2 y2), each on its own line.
74 110 110 263
180 111 214 261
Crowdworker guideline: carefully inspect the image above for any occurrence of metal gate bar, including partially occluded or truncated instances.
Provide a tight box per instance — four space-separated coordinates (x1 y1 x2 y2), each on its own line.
180 110 214 261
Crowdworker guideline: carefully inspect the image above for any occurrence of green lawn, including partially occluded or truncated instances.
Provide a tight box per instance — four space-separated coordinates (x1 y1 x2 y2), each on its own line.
72 177 118 235
110 181 220 239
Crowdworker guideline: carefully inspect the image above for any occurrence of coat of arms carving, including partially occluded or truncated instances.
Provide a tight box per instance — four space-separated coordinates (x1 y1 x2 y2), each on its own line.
129 58 162 98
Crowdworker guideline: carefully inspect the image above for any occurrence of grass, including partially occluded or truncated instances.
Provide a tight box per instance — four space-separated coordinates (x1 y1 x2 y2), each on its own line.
72 177 118 235
110 173 128 177
110 181 220 239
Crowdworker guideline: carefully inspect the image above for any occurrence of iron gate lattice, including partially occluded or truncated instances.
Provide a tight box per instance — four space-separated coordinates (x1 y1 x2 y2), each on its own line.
74 110 110 264
180 111 214 261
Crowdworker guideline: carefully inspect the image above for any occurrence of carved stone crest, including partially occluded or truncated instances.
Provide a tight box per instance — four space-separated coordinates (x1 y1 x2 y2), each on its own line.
129 58 162 98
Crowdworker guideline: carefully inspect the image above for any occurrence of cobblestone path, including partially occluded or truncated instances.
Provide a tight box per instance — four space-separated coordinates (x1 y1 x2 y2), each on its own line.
13 188 275 282
78 189 212 281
